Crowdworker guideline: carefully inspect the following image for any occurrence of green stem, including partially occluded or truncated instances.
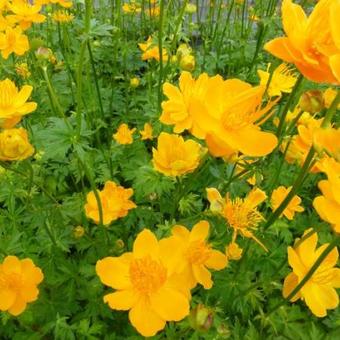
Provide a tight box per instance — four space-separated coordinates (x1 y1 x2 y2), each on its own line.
157 0 165 111
321 90 340 128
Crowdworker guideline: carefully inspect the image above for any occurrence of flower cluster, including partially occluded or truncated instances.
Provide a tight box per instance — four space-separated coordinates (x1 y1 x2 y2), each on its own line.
96 222 227 337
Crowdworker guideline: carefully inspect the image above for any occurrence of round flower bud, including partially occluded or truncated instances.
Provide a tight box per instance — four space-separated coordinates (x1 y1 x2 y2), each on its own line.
0 128 34 161
179 54 195 72
189 304 214 332
185 3 197 14
74 226 85 238
298 90 324 114
130 77 140 88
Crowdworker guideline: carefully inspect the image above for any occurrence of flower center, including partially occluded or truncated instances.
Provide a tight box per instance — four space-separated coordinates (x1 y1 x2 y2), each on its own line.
223 198 263 230
129 256 167 294
186 241 211 265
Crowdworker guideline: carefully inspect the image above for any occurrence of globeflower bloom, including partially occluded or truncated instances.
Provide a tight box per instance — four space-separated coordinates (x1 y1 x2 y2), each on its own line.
271 186 304 220
264 0 340 84
96 229 190 337
0 255 44 316
139 123 153 140
51 10 74 23
0 26 29 59
113 123 136 145
85 181 136 225
257 63 297 97
222 187 268 251
0 128 34 161
138 36 168 62
152 132 203 177
7 0 46 30
283 229 340 317
0 78 37 128
161 221 228 289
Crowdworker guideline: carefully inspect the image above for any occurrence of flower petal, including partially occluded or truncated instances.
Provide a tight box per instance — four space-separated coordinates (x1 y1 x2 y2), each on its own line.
193 265 213 289
189 221 210 242
0 288 16 311
104 290 138 310
133 229 159 258
282 272 301 302
205 250 228 270
7 296 27 316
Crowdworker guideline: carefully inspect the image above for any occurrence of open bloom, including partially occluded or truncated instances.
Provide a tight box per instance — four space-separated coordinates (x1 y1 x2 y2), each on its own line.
313 158 340 233
0 26 29 59
222 187 268 251
283 229 340 317
152 132 203 177
138 36 168 62
7 0 45 30
264 0 340 84
0 78 37 128
271 186 304 220
52 10 74 23
113 123 136 145
0 128 34 161
161 221 227 289
258 63 297 97
0 255 44 316
140 123 153 140
85 181 136 225
96 229 190 337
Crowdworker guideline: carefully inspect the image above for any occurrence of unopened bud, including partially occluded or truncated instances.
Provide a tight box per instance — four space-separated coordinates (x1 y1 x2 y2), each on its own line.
298 90 324 114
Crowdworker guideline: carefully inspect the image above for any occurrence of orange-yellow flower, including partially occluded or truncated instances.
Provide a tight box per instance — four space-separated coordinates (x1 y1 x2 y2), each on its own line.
7 0 46 30
0 128 34 161
313 158 340 233
85 181 136 225
139 122 153 140
264 0 340 84
222 187 268 251
0 78 37 128
37 0 73 8
258 63 297 97
138 36 168 62
96 229 190 337
122 3 141 13
160 221 227 289
152 132 203 177
226 242 243 261
283 229 340 317
271 186 304 220
313 126 340 162
0 26 29 59
0 255 44 316
52 10 74 23
113 123 136 145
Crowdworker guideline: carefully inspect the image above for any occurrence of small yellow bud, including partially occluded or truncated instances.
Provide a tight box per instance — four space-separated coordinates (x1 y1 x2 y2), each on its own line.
130 77 140 88
226 242 243 261
298 90 324 114
179 54 195 72
74 226 85 238
185 3 197 14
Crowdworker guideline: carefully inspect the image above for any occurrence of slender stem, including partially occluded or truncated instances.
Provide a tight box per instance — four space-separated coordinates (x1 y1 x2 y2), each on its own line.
321 90 340 128
157 0 165 111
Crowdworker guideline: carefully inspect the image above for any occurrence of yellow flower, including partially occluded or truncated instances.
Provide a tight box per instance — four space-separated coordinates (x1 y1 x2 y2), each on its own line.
0 255 44 316
96 229 190 337
145 5 160 17
206 187 224 214
0 26 29 59
226 242 243 261
7 0 45 30
271 186 304 220
139 123 153 140
0 78 37 128
122 3 141 13
113 123 136 145
73 226 85 238
15 62 31 79
0 128 34 161
138 36 168 62
185 3 196 14
161 221 227 289
283 229 340 317
223 187 268 251
264 0 340 84
179 54 195 72
37 0 73 8
152 132 203 177
130 77 140 88
85 181 136 225
52 10 74 23
257 63 297 97
323 88 340 109
313 127 340 162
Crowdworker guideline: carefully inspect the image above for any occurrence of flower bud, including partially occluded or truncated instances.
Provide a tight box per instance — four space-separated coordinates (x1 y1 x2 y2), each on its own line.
74 226 85 238
185 3 197 14
179 54 195 72
0 128 34 161
115 239 125 250
298 90 324 114
189 304 214 332
226 242 243 260
130 77 140 88
176 43 192 60
35 47 54 60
